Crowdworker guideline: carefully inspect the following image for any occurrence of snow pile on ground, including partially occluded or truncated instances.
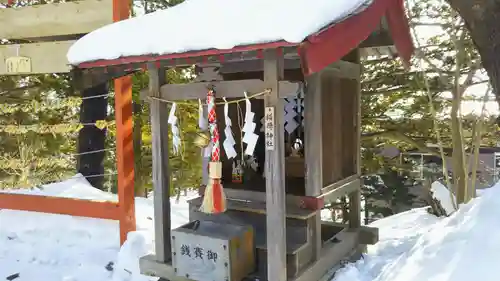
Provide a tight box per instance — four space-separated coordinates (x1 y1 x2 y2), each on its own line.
0 175 196 281
333 182 500 281
430 181 456 216
2 175 500 281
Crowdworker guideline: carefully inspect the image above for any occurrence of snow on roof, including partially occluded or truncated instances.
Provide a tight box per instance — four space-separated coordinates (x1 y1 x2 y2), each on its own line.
67 0 372 65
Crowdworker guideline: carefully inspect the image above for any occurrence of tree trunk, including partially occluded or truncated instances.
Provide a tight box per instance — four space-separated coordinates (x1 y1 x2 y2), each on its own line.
133 101 146 197
77 83 108 190
447 0 500 114
450 93 468 204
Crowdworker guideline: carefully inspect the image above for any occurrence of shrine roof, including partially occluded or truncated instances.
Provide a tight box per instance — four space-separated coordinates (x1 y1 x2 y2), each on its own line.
68 0 414 74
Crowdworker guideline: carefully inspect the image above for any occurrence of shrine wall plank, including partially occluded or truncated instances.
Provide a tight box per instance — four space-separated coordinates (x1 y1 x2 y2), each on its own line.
304 71 323 260
321 73 343 185
341 78 357 177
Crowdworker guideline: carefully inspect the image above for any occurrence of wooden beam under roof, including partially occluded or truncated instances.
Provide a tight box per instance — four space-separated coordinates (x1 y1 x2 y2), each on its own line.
216 59 361 80
140 79 301 101
0 0 112 39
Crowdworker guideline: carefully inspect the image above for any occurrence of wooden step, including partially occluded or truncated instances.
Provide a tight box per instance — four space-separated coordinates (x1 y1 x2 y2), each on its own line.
254 230 313 279
189 207 309 245
188 196 316 220
254 226 308 255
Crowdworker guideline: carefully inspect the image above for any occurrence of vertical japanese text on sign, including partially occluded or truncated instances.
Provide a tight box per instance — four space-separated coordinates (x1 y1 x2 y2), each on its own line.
264 107 275 151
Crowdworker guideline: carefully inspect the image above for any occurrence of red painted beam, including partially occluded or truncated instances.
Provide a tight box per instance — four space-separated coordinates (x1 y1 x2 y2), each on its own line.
114 77 136 245
299 196 325 210
77 41 298 69
0 193 121 220
300 0 414 75
300 0 389 76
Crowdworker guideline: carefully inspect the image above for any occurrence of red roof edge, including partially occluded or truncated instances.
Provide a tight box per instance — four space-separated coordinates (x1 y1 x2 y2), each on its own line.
299 0 414 76
77 41 297 69
385 0 414 67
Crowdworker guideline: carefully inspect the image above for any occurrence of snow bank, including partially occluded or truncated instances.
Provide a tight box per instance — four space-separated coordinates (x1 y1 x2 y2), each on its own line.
4 175 500 281
431 181 456 216
0 175 197 281
332 183 500 281
67 0 371 64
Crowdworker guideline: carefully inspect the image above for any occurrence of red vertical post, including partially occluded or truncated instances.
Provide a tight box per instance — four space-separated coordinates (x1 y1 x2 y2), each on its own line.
113 0 136 245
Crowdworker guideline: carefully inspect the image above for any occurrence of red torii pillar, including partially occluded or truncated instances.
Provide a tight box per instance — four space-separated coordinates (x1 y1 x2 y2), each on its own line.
113 0 136 244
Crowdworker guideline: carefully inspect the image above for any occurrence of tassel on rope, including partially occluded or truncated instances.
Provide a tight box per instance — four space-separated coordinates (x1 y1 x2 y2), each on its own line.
200 89 227 214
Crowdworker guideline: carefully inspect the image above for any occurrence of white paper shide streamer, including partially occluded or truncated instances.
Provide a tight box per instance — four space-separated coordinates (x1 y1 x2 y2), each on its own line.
168 103 181 155
242 92 259 155
222 98 237 159
199 99 212 157
284 98 299 134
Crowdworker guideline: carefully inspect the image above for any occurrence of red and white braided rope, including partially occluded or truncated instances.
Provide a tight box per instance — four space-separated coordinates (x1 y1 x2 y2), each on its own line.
207 89 220 162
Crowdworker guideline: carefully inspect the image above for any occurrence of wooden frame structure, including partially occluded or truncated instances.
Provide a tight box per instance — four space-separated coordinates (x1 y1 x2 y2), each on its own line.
0 0 135 244
67 0 414 279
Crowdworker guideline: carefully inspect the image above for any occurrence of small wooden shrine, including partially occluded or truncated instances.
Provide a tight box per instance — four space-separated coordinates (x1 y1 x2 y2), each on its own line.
68 0 414 280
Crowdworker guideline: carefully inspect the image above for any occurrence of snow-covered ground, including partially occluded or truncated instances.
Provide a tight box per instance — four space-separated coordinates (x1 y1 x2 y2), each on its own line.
1 175 499 281
0 175 196 281
333 183 500 281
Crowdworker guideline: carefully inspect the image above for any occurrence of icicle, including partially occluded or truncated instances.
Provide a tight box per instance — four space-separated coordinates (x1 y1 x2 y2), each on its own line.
241 92 258 156
222 97 237 159
168 103 181 155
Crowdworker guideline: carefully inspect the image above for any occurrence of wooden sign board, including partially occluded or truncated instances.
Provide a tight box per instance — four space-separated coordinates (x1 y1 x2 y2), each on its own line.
0 0 113 40
264 106 275 151
5 56 32 74
0 41 74 75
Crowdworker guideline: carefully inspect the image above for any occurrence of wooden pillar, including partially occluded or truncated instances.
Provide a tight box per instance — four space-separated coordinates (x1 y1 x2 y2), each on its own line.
114 76 136 244
148 64 171 262
330 77 343 184
304 72 323 260
113 0 136 245
263 49 287 281
349 50 362 228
